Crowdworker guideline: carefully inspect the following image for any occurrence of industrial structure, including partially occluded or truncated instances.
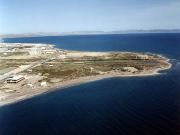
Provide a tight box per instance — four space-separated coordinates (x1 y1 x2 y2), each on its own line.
6 75 25 83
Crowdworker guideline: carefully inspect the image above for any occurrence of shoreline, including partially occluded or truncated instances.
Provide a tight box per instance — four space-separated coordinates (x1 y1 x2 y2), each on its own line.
0 61 172 107
0 42 172 107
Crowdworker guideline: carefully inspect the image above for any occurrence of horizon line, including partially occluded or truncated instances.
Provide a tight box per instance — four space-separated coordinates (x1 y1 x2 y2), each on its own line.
1 29 180 38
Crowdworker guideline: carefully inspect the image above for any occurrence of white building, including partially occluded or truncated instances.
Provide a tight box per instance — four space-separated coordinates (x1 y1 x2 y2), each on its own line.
6 75 25 83
43 49 55 54
28 48 42 55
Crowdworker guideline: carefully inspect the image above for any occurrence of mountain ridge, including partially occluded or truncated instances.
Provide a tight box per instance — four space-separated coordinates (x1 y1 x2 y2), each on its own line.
1 29 180 38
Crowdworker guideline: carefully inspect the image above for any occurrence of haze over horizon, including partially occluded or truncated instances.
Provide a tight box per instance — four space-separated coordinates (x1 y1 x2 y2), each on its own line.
0 0 180 34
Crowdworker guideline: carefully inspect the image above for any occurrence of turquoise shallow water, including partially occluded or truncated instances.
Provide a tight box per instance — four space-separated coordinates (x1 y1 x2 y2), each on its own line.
1 33 180 135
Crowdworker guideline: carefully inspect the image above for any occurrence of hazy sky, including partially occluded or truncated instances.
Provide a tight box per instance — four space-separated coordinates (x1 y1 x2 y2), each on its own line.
0 0 180 34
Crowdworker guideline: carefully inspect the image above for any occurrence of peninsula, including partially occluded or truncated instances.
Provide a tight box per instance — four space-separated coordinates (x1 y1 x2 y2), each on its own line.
0 43 171 106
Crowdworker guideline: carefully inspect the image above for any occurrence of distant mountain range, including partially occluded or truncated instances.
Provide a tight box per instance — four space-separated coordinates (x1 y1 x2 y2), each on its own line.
1 29 180 38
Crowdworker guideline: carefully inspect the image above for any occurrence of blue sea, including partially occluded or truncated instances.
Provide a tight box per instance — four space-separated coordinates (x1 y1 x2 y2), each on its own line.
0 33 180 135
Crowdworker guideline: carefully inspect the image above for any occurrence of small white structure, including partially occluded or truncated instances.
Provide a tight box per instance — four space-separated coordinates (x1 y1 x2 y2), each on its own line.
6 75 25 83
27 83 34 88
28 48 42 55
43 50 55 54
139 55 149 60
49 65 54 67
90 67 94 72
27 69 32 72
40 81 47 87
59 55 66 59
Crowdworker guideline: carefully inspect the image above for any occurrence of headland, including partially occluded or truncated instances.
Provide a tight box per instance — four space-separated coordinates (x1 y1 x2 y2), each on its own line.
0 43 171 106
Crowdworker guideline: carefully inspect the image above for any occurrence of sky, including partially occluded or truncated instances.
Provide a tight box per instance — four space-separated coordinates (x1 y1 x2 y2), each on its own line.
0 0 180 34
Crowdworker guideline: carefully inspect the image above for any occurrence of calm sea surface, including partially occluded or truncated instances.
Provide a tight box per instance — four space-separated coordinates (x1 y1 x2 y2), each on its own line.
1 34 180 135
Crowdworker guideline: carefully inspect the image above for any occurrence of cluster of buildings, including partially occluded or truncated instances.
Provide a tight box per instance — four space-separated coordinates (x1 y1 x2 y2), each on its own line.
6 75 25 83
0 43 58 56
0 43 66 86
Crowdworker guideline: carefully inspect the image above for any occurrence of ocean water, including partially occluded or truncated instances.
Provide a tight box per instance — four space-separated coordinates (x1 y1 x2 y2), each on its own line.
0 33 180 135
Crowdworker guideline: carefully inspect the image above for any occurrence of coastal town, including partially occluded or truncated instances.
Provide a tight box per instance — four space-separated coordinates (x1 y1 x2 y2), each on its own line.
0 43 171 106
